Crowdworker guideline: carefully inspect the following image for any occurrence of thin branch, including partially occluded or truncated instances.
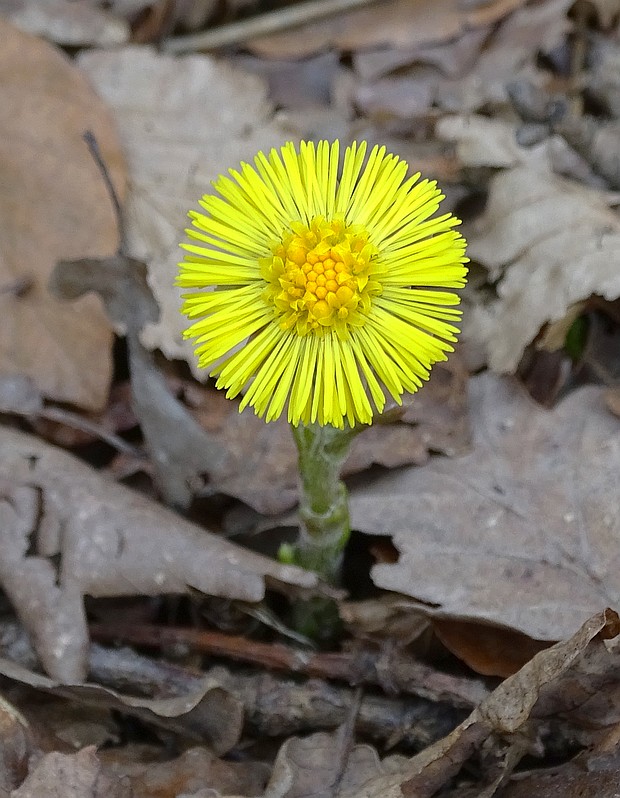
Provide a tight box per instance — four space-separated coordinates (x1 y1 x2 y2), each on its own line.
83 131 126 253
163 0 383 53
89 621 489 708
39 406 144 459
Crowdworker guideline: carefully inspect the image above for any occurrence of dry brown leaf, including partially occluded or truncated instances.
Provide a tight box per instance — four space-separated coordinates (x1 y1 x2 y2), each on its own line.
342 610 619 798
432 619 550 678
352 27 489 83
585 0 620 28
0 653 245 756
51 255 228 509
0 19 123 411
75 46 293 377
183 356 469 515
10 747 131 798
0 0 129 46
101 746 269 798
437 115 525 168
352 0 571 119
350 373 620 642
462 146 620 372
435 0 571 113
0 427 316 681
265 729 387 798
248 0 528 61
0 694 35 792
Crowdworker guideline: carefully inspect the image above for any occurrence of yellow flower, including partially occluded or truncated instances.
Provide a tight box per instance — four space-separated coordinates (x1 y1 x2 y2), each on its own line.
178 141 468 428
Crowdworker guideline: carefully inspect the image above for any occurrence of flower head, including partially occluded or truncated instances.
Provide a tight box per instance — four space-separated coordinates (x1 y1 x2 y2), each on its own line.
178 141 468 428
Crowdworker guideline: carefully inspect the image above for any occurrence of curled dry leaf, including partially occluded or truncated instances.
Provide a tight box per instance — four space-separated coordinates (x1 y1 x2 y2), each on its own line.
0 18 123 411
186 355 469 515
10 747 131 798
337 610 620 798
100 746 269 798
0 0 129 46
0 693 36 792
0 653 245 756
0 427 316 681
350 373 620 642
52 255 228 509
76 46 292 377
265 729 387 798
247 0 529 61
462 145 620 373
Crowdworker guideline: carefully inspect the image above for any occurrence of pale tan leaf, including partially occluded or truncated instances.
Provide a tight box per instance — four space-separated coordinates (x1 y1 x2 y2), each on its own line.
76 46 293 376
341 611 620 798
0 0 129 46
350 373 620 641
0 427 316 681
0 19 124 410
463 146 620 372
247 0 528 61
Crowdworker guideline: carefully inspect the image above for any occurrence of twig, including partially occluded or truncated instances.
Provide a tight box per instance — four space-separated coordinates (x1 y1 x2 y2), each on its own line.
163 0 384 53
83 131 126 253
88 643 464 749
38 406 144 459
89 622 489 708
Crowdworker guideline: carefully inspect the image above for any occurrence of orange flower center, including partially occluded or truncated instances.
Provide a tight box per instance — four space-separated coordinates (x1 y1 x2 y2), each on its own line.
260 215 381 338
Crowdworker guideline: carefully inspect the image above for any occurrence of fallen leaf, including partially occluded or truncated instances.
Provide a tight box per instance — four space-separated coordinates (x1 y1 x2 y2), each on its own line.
51 255 228 509
10 747 131 798
352 27 489 83
75 46 292 377
350 373 620 641
0 426 316 681
0 694 36 792
437 115 525 169
343 0 571 120
0 18 124 410
344 610 620 798
0 653 245 756
101 746 269 798
463 145 620 372
436 0 572 112
264 729 385 798
0 0 129 46
182 356 469 515
247 0 528 61
432 619 550 677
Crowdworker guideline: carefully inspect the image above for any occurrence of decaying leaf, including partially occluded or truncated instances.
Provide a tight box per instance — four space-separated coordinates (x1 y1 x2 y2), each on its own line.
0 652 245 756
51 255 227 509
10 747 131 798
247 0 529 61
100 746 270 798
264 729 388 798
184 354 469 515
0 18 124 410
352 0 571 120
334 610 620 798
75 46 292 376
350 373 620 641
0 427 316 681
0 0 129 46
0 693 35 792
462 145 620 372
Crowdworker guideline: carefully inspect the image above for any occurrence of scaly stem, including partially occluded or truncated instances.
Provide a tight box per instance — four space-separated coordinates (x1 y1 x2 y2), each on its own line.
287 422 355 585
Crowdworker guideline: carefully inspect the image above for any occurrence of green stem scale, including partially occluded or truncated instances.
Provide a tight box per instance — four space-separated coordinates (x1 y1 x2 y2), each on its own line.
283 423 355 585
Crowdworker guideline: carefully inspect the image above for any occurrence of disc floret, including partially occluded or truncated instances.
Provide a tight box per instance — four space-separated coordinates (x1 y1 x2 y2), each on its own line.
261 214 382 339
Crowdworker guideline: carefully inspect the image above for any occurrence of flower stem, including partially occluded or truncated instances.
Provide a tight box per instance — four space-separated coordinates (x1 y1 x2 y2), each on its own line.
287 422 355 585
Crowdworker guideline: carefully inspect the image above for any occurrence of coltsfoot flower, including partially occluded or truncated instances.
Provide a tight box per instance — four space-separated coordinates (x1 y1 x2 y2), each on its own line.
178 141 468 428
